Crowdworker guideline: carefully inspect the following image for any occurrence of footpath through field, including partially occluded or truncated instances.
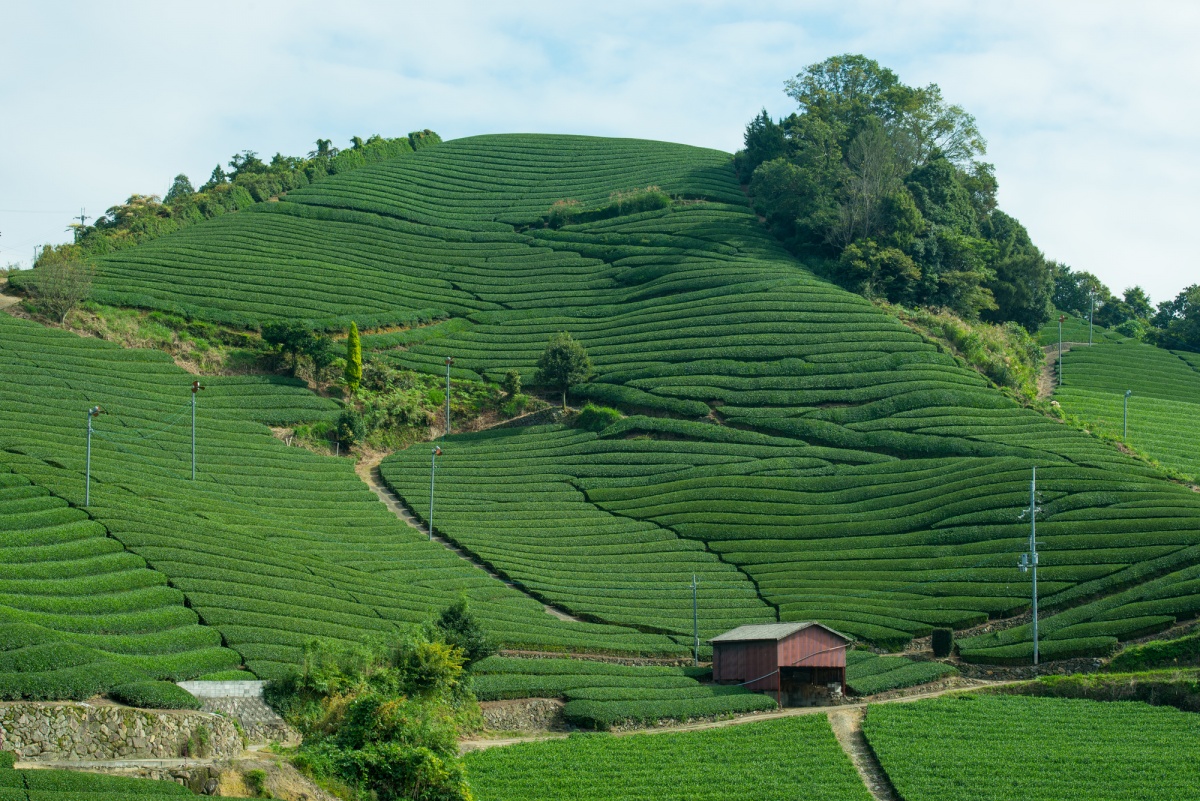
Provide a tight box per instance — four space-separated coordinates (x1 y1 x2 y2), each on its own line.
355 453 583 623
458 678 1019 753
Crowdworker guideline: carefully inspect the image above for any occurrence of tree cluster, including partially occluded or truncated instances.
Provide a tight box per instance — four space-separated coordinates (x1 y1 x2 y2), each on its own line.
31 132 438 268
265 600 490 801
1054 263 1200 351
739 55 1053 330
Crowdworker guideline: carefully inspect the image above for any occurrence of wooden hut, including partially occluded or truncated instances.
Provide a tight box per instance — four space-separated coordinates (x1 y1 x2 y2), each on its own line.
710 622 852 706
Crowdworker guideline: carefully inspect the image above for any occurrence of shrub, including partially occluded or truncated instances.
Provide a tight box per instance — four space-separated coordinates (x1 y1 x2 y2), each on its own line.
335 408 365 445
501 369 522 396
434 597 495 667
575 403 622 432
931 628 954 658
0 751 13 770
110 681 202 710
1109 632 1200 672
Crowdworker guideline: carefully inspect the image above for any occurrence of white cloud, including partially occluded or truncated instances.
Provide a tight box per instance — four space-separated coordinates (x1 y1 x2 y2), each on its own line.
1 0 1195 301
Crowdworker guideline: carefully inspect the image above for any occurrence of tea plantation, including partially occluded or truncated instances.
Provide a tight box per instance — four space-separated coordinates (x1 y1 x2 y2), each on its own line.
465 715 871 801
1054 339 1200 481
3 131 1200 695
0 314 688 696
864 695 1200 800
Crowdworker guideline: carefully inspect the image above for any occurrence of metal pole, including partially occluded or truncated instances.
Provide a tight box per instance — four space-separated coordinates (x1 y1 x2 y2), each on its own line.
1057 315 1064 388
428 446 441 541
85 409 93 506
1089 293 1094 345
444 356 453 439
1124 390 1132 441
1030 465 1039 667
691 574 699 667
190 382 204 480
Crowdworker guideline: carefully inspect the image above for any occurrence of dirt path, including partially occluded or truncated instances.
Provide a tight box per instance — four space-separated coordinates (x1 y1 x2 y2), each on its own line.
828 707 900 801
1039 341 1090 399
458 679 1019 753
0 288 18 311
355 454 582 623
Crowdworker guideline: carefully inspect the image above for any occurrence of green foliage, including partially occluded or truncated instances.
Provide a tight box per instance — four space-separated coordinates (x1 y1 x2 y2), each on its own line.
110 681 202 710
931 628 953 658
889 302 1043 399
20 251 94 324
0 752 13 770
335 408 366 446
574 403 622 432
344 322 363 393
742 55 1053 328
995 670 1200 713
536 332 593 409
500 369 522 397
28 134 431 270
845 650 956 695
434 597 495 667
268 632 474 801
1109 632 1200 671
864 695 1200 800
466 716 872 801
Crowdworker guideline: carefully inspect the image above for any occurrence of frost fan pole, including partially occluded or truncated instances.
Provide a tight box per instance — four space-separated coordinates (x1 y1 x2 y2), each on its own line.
85 405 104 506
444 356 454 439
191 381 205 480
428 446 442 541
691 574 700 666
1019 466 1041 666
1124 390 1132 441
1057 315 1065 388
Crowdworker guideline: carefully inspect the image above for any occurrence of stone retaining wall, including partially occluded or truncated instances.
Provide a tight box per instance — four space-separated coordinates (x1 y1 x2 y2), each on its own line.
480 698 564 731
0 702 243 762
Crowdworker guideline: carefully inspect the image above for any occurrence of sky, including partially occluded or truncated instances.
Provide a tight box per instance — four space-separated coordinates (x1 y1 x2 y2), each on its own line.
1 1 1196 303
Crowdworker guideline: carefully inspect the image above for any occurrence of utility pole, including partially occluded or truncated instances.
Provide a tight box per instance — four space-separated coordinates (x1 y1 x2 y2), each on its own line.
190 381 205 480
428 446 442 541
691 574 700 666
1088 292 1094 345
75 208 90 227
85 405 104 505
1019 466 1041 666
1124 390 1132 441
1057 315 1065 388
443 356 453 438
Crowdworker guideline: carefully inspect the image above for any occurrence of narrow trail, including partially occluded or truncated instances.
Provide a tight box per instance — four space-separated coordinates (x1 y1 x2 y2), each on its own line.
1039 341 1090 400
354 454 582 623
0 289 18 311
458 679 1020 753
828 707 900 801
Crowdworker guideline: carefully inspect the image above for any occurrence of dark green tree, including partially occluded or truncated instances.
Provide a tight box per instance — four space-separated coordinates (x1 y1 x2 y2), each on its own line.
536 331 593 409
1151 285 1200 352
344 321 363 393
433 597 495 667
164 174 195 205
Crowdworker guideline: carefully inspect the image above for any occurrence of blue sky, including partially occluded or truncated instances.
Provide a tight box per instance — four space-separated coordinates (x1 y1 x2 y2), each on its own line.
2 1 1197 303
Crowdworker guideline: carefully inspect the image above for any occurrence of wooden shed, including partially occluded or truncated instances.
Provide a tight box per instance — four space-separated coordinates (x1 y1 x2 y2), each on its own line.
710 622 852 706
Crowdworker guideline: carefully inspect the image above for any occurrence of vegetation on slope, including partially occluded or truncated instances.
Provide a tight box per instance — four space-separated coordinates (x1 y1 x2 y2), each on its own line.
864 695 1200 800
465 715 871 801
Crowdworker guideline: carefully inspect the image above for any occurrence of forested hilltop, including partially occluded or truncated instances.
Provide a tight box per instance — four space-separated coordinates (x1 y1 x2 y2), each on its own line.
737 55 1198 352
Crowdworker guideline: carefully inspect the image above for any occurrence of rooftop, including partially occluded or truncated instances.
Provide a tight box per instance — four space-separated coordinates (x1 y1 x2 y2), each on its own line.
709 621 853 644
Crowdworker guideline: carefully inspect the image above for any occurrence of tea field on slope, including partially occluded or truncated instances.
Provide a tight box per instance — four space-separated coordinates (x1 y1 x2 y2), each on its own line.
0 314 684 696
465 715 871 801
76 133 1200 662
1054 339 1200 481
864 695 1200 800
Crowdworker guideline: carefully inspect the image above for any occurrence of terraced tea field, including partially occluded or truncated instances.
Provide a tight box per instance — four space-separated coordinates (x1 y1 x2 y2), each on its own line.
471 656 776 728
0 314 686 695
6 133 1200 680
465 715 871 801
864 695 1200 800
1054 340 1200 481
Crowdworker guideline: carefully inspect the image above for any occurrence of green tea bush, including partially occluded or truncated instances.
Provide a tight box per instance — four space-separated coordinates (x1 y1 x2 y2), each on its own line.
575 403 622 432
109 681 202 710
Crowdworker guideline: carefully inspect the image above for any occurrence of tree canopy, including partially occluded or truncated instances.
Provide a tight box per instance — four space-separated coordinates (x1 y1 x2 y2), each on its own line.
536 331 593 409
740 54 1050 330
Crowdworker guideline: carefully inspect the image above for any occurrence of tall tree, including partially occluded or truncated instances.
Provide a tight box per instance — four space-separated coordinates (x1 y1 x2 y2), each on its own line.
536 332 593 409
164 174 195 205
344 321 362 393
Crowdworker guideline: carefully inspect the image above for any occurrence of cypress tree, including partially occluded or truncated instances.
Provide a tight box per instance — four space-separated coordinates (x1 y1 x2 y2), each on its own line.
344 321 362 393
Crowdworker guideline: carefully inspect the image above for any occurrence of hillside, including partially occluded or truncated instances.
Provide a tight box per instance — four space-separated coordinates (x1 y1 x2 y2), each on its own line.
1055 338 1200 481
5 134 1200 675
